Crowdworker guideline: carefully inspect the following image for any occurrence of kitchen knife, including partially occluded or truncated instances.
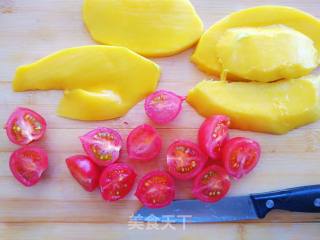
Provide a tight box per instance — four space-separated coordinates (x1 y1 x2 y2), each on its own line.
132 185 320 223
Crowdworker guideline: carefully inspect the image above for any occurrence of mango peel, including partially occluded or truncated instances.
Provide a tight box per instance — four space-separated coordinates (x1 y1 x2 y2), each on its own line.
13 46 160 120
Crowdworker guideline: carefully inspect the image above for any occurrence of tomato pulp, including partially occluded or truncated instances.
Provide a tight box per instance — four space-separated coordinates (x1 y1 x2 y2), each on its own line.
192 165 231 203
222 137 261 179
127 124 162 161
144 90 185 124
80 127 123 167
198 115 230 160
100 163 137 201
167 140 207 180
9 146 48 187
135 170 175 208
66 155 100 192
5 107 47 145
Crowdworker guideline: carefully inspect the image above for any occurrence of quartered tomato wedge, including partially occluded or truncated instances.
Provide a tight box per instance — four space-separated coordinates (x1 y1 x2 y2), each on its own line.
222 137 261 179
144 90 185 124
192 165 231 203
198 115 230 160
127 124 162 161
66 155 100 192
167 140 207 180
80 127 123 167
9 146 48 187
5 107 47 145
135 170 175 208
100 163 136 201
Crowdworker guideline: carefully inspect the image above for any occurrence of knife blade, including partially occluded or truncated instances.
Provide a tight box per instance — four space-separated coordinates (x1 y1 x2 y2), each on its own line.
132 185 320 223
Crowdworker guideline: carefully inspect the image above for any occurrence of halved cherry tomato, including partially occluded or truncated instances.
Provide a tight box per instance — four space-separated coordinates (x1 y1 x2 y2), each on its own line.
198 115 230 160
127 124 162 161
144 90 185 124
166 140 207 180
192 165 231 203
135 170 175 208
66 155 100 192
5 107 47 145
100 163 136 201
80 127 122 167
9 146 48 187
222 137 261 179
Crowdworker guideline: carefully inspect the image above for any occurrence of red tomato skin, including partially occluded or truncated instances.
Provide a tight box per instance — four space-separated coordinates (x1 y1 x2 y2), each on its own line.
80 127 123 167
166 140 207 180
198 115 230 160
66 155 100 192
192 165 231 203
222 137 261 179
135 170 175 208
9 146 48 187
127 124 162 161
99 163 137 202
5 107 47 145
144 90 185 124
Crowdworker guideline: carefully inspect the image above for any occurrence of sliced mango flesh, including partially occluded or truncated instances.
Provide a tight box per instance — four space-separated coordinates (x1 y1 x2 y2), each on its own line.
57 89 128 121
192 6 320 80
13 46 160 121
216 25 318 82
187 76 320 134
83 0 203 57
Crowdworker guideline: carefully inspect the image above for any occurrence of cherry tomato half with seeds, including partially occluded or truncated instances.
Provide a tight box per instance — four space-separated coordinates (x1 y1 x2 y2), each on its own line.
80 127 122 167
9 146 48 187
135 170 175 208
192 165 231 203
100 163 136 201
127 124 162 161
198 115 230 160
5 107 47 145
66 155 100 192
144 90 185 124
167 140 207 180
222 137 261 179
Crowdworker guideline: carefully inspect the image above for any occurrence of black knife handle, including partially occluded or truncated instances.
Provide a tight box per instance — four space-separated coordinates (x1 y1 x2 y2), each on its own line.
250 185 320 218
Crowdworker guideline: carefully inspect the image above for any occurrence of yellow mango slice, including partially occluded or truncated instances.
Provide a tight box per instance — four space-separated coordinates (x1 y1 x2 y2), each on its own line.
216 25 318 82
187 76 320 134
192 6 320 80
57 89 128 121
13 46 160 120
83 0 203 57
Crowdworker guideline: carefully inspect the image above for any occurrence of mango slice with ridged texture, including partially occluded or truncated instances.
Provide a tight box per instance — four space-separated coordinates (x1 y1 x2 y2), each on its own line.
13 46 160 121
216 25 318 82
187 76 320 134
192 6 320 81
57 89 129 121
83 0 203 57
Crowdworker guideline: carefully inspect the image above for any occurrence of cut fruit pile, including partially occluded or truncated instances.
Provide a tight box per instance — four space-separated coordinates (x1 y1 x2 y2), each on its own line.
5 104 261 208
5 108 48 187
187 6 320 134
11 4 320 134
13 46 160 121
6 2 320 212
69 113 261 207
191 6 320 81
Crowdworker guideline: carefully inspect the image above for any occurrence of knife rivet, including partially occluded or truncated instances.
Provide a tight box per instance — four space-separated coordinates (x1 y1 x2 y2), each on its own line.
314 198 320 207
266 200 274 209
